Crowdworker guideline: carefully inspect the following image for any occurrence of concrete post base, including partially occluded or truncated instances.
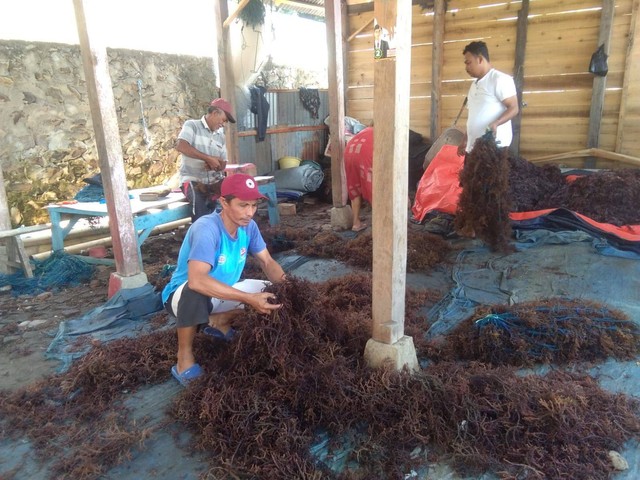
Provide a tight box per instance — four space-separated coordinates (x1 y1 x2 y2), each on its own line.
363 336 420 372
108 272 149 298
330 205 353 230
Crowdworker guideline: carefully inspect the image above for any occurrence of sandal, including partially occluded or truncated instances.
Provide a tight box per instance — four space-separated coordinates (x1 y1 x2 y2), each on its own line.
171 363 202 387
201 325 236 342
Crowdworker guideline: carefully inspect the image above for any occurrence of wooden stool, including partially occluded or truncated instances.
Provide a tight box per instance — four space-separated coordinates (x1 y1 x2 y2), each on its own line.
255 176 280 226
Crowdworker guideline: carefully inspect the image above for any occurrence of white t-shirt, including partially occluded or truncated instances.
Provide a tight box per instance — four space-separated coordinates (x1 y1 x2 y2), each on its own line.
466 68 517 152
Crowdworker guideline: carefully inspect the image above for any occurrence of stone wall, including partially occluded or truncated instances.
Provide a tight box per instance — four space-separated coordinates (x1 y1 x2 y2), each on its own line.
0 40 217 226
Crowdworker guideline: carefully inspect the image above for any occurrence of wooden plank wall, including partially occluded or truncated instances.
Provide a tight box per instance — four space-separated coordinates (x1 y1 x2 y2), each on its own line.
345 0 639 164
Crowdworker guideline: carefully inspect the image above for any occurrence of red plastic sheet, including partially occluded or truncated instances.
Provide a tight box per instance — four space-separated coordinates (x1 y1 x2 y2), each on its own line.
411 144 640 243
411 144 463 221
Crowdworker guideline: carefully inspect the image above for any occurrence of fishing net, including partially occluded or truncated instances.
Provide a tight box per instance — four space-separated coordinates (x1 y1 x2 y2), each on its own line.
0 250 95 296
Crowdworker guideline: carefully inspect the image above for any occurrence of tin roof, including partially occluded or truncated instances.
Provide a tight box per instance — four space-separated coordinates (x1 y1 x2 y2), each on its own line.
273 0 326 21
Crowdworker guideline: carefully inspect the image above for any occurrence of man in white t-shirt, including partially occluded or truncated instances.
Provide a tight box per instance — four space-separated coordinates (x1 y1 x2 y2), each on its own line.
457 41 519 156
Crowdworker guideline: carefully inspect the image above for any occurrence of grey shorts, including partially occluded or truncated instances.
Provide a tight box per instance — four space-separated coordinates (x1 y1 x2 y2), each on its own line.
164 279 269 328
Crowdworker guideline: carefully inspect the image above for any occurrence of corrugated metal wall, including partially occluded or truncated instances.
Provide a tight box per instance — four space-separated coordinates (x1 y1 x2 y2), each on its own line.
238 90 329 174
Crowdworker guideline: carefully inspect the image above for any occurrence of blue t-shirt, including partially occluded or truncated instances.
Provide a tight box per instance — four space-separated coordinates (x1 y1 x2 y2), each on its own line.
161 212 267 304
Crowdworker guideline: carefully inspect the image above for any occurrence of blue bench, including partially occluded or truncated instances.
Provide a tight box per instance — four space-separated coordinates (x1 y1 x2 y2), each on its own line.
46 189 190 265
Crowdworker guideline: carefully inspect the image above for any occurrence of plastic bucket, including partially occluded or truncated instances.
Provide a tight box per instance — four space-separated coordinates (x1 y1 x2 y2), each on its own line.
278 156 301 169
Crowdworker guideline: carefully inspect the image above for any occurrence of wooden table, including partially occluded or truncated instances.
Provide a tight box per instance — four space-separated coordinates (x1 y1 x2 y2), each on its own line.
46 189 190 263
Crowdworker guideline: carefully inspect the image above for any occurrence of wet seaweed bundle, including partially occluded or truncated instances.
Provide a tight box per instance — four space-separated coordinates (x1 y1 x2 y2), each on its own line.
431 298 640 367
295 229 451 272
454 133 513 252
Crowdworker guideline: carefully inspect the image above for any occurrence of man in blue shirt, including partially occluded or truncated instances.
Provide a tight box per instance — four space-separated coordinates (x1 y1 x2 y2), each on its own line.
162 174 286 385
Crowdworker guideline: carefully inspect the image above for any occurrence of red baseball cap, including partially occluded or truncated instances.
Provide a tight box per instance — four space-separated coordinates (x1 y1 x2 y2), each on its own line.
221 174 266 201
210 98 236 123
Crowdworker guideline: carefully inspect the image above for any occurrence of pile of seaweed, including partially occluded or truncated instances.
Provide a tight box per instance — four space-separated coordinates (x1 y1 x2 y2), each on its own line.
2 277 640 479
547 169 640 226
294 229 451 271
0 317 176 478
508 155 640 226
428 298 640 367
507 153 567 211
457 140 640 251
175 280 640 479
454 133 513 252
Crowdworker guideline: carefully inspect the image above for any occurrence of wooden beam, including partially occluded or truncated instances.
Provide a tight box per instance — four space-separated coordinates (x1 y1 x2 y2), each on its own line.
510 0 529 157
530 148 640 167
72 0 141 277
237 124 328 137
586 0 615 167
371 0 412 345
430 0 445 141
223 0 252 29
348 17 374 42
325 0 348 208
615 0 640 153
341 0 350 108
215 0 240 163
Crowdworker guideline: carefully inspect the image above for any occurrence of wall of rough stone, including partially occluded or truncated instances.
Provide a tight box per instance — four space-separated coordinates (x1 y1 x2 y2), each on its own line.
0 40 217 226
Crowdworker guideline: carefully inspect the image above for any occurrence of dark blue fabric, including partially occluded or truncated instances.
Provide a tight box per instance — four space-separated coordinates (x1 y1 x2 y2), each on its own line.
512 208 640 256
249 85 269 142
46 283 164 372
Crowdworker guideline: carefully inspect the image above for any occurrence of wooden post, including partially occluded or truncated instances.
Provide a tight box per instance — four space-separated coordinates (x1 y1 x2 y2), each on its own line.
73 0 141 277
615 0 640 154
586 0 615 167
510 0 529 157
0 166 12 274
430 0 445 141
0 167 10 232
340 0 350 103
214 0 240 163
371 0 412 345
325 0 348 210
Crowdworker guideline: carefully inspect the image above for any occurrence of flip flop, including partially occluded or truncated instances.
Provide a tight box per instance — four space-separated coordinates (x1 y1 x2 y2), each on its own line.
201 325 236 342
352 224 368 232
171 363 202 387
